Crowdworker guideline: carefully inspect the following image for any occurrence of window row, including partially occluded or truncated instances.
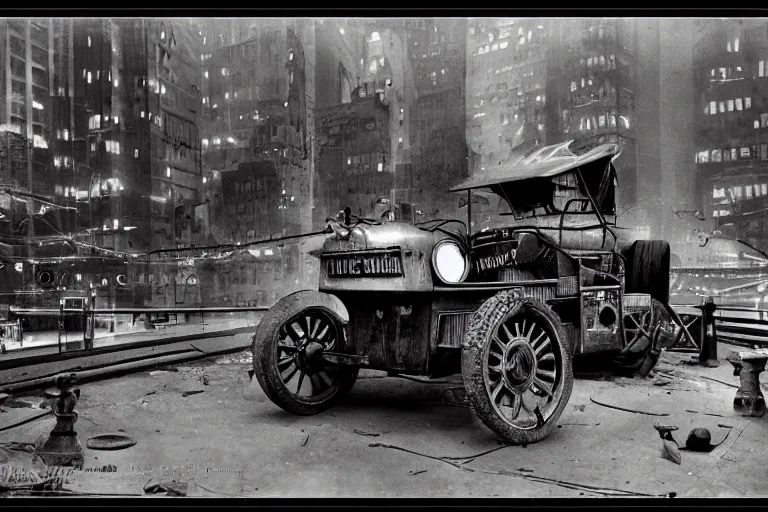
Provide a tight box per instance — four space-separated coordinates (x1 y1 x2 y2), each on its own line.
712 183 768 202
696 144 768 164
703 97 752 115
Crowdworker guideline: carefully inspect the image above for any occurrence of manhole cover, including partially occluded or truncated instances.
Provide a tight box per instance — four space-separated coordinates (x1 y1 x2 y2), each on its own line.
86 434 137 451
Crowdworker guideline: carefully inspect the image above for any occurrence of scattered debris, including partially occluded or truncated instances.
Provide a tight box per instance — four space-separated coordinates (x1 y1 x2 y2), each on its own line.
652 379 671 387
590 397 669 416
182 390 205 398
718 423 734 429
143 478 188 496
517 468 535 473
216 357 233 365
559 423 601 427
684 409 724 418
154 366 179 372
149 371 169 377
202 375 210 386
353 429 380 438
573 404 586 412
86 434 137 451
408 469 427 476
144 391 156 396
661 439 682 465
301 434 310 447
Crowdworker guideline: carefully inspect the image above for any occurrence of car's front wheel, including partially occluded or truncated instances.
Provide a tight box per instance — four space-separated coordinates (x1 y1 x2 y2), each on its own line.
461 291 573 445
252 295 359 416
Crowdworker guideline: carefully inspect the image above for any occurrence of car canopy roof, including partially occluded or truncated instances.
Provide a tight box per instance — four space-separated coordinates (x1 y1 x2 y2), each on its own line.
449 140 621 192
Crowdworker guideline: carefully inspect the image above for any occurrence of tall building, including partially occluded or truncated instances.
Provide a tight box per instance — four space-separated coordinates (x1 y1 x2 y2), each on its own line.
0 19 68 242
69 18 203 254
406 18 468 218
201 19 314 242
694 19 768 248
316 86 392 216
466 17 697 240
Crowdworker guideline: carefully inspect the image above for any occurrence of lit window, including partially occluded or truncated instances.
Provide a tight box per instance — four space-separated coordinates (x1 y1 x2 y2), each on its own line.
727 40 731 52
736 98 743 110
755 120 760 129
204 71 208 79
719 101 725 113
727 100 734 112
202 138 209 147
761 61 766 78
377 163 383 172
747 185 754 198
704 104 709 115
212 104 217 109
134 149 139 158
88 36 91 47
161 84 166 95
710 101 716 114
166 167 171 178
141 110 145 118
221 68 228 76
212 137 221 145
500 41 508 50
735 37 739 52
87 71 92 84
745 97 752 109
225 92 229 99
113 116 119 124
113 219 119 230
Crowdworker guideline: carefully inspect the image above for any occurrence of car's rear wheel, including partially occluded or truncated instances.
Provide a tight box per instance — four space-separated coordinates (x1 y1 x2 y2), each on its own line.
625 240 671 304
461 291 573 445
252 298 358 416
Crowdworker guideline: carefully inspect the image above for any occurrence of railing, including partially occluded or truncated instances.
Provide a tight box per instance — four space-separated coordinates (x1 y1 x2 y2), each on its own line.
4 305 272 356
670 303 768 349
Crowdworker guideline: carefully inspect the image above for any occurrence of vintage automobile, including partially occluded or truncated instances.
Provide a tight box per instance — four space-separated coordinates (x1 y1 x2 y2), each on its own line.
251 140 679 444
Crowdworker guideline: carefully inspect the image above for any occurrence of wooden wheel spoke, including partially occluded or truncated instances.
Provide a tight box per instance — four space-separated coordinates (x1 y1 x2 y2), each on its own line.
278 344 298 353
530 331 546 350
488 362 503 374
318 371 334 388
489 348 503 361
490 379 506 404
309 373 327 395
534 337 551 357
514 321 522 338
285 323 303 342
278 356 295 371
536 368 556 381
295 370 306 394
538 352 555 363
491 335 506 351
525 321 535 340
532 376 554 398
502 323 514 342
282 364 299 383
506 393 523 420
316 324 330 342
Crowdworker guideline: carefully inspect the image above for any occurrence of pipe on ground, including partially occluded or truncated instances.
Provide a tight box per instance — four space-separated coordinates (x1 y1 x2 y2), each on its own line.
0 350 207 394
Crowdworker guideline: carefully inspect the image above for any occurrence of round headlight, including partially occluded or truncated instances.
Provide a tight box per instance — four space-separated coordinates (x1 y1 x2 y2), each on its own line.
433 239 469 284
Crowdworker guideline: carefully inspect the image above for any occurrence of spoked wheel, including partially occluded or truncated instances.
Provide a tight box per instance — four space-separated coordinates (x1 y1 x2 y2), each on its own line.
462 292 573 445
253 296 359 416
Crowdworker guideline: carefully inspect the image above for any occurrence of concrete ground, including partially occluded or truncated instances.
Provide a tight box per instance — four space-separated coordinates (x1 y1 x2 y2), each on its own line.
1 344 767 498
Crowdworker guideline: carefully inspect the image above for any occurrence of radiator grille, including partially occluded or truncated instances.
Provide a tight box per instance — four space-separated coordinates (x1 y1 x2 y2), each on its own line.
557 275 579 297
437 312 473 348
624 293 651 312
324 250 403 277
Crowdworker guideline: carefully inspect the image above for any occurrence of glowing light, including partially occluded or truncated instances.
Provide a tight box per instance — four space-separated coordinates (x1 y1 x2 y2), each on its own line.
434 242 467 283
87 71 92 84
202 177 207 184
284 101 288 107
161 84 166 95
32 101 44 110
33 135 48 149
204 71 209 79
339 28 345 35
264 248 274 256
166 167 171 178
377 163 383 172
227 137 235 144
114 78 119 87
113 219 119 230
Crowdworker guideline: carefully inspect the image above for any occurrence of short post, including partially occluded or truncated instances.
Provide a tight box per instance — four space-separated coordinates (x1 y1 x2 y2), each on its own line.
34 373 84 469
697 296 719 367
728 351 768 418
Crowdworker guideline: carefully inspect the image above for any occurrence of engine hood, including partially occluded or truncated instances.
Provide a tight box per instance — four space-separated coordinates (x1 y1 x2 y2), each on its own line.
321 221 441 254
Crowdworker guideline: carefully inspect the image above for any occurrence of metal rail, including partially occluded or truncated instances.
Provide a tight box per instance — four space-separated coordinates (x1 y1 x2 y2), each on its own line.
9 306 271 316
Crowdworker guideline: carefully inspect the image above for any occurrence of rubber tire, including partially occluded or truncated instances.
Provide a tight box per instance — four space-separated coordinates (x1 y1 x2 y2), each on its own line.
252 296 359 416
461 291 574 445
625 240 671 305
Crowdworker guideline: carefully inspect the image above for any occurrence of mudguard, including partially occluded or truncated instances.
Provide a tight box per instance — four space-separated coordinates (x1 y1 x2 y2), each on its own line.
265 289 350 325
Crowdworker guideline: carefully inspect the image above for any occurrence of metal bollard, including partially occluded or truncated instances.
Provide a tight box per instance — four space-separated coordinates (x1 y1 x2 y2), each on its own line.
697 296 719 367
34 373 84 469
